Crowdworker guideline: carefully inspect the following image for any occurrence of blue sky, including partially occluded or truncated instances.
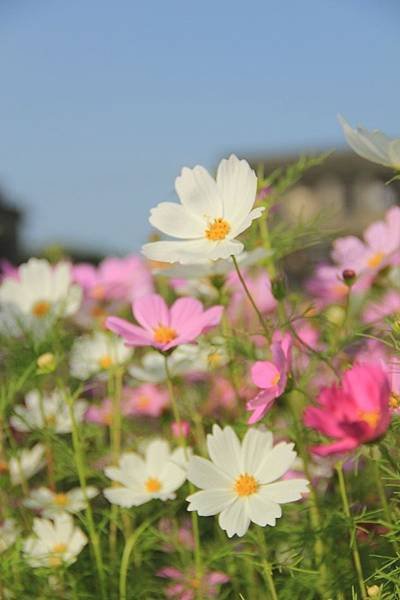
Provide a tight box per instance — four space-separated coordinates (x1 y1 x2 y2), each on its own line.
0 0 399 255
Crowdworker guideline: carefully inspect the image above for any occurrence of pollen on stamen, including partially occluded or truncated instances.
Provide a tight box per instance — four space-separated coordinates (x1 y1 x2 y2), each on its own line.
145 477 162 493
153 325 177 345
32 300 51 318
367 252 384 269
205 218 231 241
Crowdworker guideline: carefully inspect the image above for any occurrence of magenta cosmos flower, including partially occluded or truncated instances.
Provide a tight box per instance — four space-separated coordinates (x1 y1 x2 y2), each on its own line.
246 332 292 424
304 363 391 456
106 294 223 351
157 566 229 600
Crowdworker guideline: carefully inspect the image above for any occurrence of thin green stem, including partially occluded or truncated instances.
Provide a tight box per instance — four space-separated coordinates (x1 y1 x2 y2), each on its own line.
336 462 366 600
255 528 278 600
231 255 270 338
66 392 107 600
370 447 400 555
119 521 151 600
164 354 202 596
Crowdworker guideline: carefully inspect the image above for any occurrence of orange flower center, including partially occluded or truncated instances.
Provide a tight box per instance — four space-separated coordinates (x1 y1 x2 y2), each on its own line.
389 393 400 410
136 395 150 409
145 477 162 493
205 218 231 241
99 355 113 369
359 410 380 428
153 325 177 345
367 252 384 269
32 300 51 318
91 284 106 300
0 460 9 474
53 493 69 507
207 351 223 368
234 473 259 497
48 543 67 566
271 372 281 386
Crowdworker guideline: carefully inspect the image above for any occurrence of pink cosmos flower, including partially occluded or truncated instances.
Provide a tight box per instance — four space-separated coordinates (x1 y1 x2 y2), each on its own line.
73 254 153 303
0 260 18 283
381 358 400 414
227 270 277 321
304 363 391 456
123 384 169 417
158 517 194 553
157 566 229 600
106 294 223 351
85 399 114 426
306 264 369 305
202 376 237 417
363 290 400 324
246 332 292 424
332 206 400 275
171 421 190 439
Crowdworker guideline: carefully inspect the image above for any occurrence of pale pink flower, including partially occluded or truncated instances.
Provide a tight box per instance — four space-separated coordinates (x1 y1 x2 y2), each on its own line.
247 332 292 424
227 270 276 322
123 384 169 417
304 363 391 456
306 264 368 304
157 566 229 599
363 290 400 324
106 294 223 351
85 399 114 426
332 206 400 275
171 421 190 439
203 377 237 417
158 517 194 552
73 254 153 302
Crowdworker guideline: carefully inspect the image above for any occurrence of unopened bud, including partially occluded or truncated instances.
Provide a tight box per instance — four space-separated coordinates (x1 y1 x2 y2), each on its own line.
392 318 400 336
342 269 356 286
367 584 381 598
37 352 56 374
171 421 190 439
271 275 286 301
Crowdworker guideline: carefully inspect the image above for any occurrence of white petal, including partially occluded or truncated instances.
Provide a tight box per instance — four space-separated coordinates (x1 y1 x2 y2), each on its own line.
187 489 235 516
142 239 213 265
389 140 400 167
103 487 149 507
218 498 250 538
255 442 297 484
216 155 257 228
207 425 242 479
145 440 170 475
338 115 391 166
187 456 232 490
159 462 186 493
241 428 273 474
230 207 265 238
149 202 205 238
260 479 309 503
175 165 222 218
247 494 282 526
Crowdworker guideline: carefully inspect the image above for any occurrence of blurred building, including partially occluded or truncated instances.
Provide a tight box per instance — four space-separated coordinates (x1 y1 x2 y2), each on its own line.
0 188 22 263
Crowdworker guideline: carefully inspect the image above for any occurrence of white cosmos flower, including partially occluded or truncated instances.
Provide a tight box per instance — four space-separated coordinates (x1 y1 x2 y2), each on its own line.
23 513 87 568
0 259 82 337
9 444 46 486
186 425 308 538
129 341 227 384
142 154 264 265
24 486 99 518
70 331 133 380
0 519 20 553
10 390 87 434
339 115 400 169
103 439 187 507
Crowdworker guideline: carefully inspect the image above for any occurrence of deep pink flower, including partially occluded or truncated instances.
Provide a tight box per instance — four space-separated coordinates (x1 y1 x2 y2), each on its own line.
381 358 400 415
246 332 292 424
0 260 18 283
157 566 229 599
106 294 223 351
123 384 169 417
73 254 153 302
304 363 391 456
171 421 190 439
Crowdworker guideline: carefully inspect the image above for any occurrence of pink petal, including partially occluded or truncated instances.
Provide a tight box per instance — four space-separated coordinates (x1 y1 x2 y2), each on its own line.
169 297 203 332
251 361 281 389
105 316 152 346
133 294 169 331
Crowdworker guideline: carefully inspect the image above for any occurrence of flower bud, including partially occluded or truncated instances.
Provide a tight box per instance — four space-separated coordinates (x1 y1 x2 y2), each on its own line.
37 352 56 374
271 275 286 301
171 420 190 439
342 269 356 286
367 584 381 598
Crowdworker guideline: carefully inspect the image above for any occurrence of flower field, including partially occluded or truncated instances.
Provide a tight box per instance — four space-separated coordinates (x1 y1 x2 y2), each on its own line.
1 118 400 599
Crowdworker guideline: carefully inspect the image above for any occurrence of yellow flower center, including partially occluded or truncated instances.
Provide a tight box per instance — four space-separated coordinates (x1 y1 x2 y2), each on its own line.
205 218 231 241
190 578 201 590
91 284 106 300
48 543 67 566
153 325 177 345
234 473 259 497
45 414 56 427
367 252 384 269
32 300 51 318
359 410 380 428
145 477 162 493
207 351 223 368
53 493 69 507
389 393 400 410
99 355 113 369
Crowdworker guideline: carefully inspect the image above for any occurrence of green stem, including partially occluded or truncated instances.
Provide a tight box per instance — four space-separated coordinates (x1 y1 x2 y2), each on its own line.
164 354 202 596
66 392 107 600
255 528 278 600
370 447 400 555
231 255 270 338
119 521 151 600
336 462 366 600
